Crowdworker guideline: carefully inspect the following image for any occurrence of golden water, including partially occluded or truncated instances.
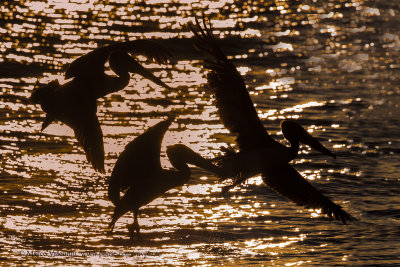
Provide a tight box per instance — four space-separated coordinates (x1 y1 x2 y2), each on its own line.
1 0 400 265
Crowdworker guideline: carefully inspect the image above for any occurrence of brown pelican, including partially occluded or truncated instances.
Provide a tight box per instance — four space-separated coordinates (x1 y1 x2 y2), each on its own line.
30 40 172 172
189 17 356 224
107 117 225 239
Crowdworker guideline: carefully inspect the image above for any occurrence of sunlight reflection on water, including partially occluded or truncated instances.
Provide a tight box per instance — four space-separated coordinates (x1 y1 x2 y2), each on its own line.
1 0 400 266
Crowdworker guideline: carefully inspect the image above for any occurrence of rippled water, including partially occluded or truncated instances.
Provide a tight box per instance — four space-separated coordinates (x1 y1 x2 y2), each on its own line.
1 0 400 265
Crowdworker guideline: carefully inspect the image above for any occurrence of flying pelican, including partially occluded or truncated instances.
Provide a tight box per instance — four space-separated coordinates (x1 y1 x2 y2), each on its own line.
30 40 172 172
107 117 225 239
189 17 355 224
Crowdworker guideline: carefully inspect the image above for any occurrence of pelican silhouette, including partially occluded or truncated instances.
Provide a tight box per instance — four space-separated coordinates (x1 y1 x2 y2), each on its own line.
189 17 355 224
30 40 172 172
107 117 224 239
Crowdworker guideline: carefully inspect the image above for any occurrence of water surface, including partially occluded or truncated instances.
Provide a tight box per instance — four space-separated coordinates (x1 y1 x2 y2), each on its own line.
1 0 400 265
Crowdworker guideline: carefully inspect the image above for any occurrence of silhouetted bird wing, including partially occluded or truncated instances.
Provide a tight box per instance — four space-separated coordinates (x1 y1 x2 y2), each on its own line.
108 118 173 204
189 17 276 150
262 165 356 224
65 40 172 80
69 112 105 173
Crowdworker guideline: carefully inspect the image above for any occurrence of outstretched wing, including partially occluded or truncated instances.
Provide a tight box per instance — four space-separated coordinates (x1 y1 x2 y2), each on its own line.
65 40 172 80
262 165 356 224
189 16 276 150
108 117 174 205
70 113 105 173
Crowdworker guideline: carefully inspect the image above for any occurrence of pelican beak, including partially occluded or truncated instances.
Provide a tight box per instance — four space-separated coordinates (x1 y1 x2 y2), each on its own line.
166 144 225 176
110 51 172 90
282 120 336 159
133 63 172 90
299 130 336 159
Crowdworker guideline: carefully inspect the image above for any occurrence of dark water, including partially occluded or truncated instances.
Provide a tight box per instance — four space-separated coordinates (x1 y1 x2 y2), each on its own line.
1 0 400 265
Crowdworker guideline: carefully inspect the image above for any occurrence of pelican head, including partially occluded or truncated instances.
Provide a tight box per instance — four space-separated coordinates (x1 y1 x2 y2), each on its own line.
109 51 172 90
30 80 60 131
281 120 336 159
30 80 59 105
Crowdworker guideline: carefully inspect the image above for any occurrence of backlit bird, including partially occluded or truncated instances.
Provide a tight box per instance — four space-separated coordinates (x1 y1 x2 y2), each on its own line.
30 40 172 172
108 117 225 239
189 16 355 224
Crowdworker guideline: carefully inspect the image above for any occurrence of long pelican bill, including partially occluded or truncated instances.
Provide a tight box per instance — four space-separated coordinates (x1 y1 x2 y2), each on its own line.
113 52 172 90
166 144 227 177
134 63 172 90
301 132 336 159
282 120 336 159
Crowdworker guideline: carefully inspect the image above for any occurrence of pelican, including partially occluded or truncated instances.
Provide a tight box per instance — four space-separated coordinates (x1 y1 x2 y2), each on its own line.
189 17 356 224
30 40 172 172
107 117 225 239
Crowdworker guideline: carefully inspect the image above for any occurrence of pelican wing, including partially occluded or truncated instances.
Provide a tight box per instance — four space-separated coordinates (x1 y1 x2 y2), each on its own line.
70 113 105 173
65 40 172 80
262 165 356 224
189 18 275 150
108 118 173 204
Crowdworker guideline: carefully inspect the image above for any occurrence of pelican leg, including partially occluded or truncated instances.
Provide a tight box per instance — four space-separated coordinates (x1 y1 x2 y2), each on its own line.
128 210 142 241
133 210 142 240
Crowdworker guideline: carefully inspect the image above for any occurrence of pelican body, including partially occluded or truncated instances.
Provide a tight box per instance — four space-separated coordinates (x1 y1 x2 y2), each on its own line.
30 40 172 172
108 117 224 239
216 120 336 191
189 16 355 224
